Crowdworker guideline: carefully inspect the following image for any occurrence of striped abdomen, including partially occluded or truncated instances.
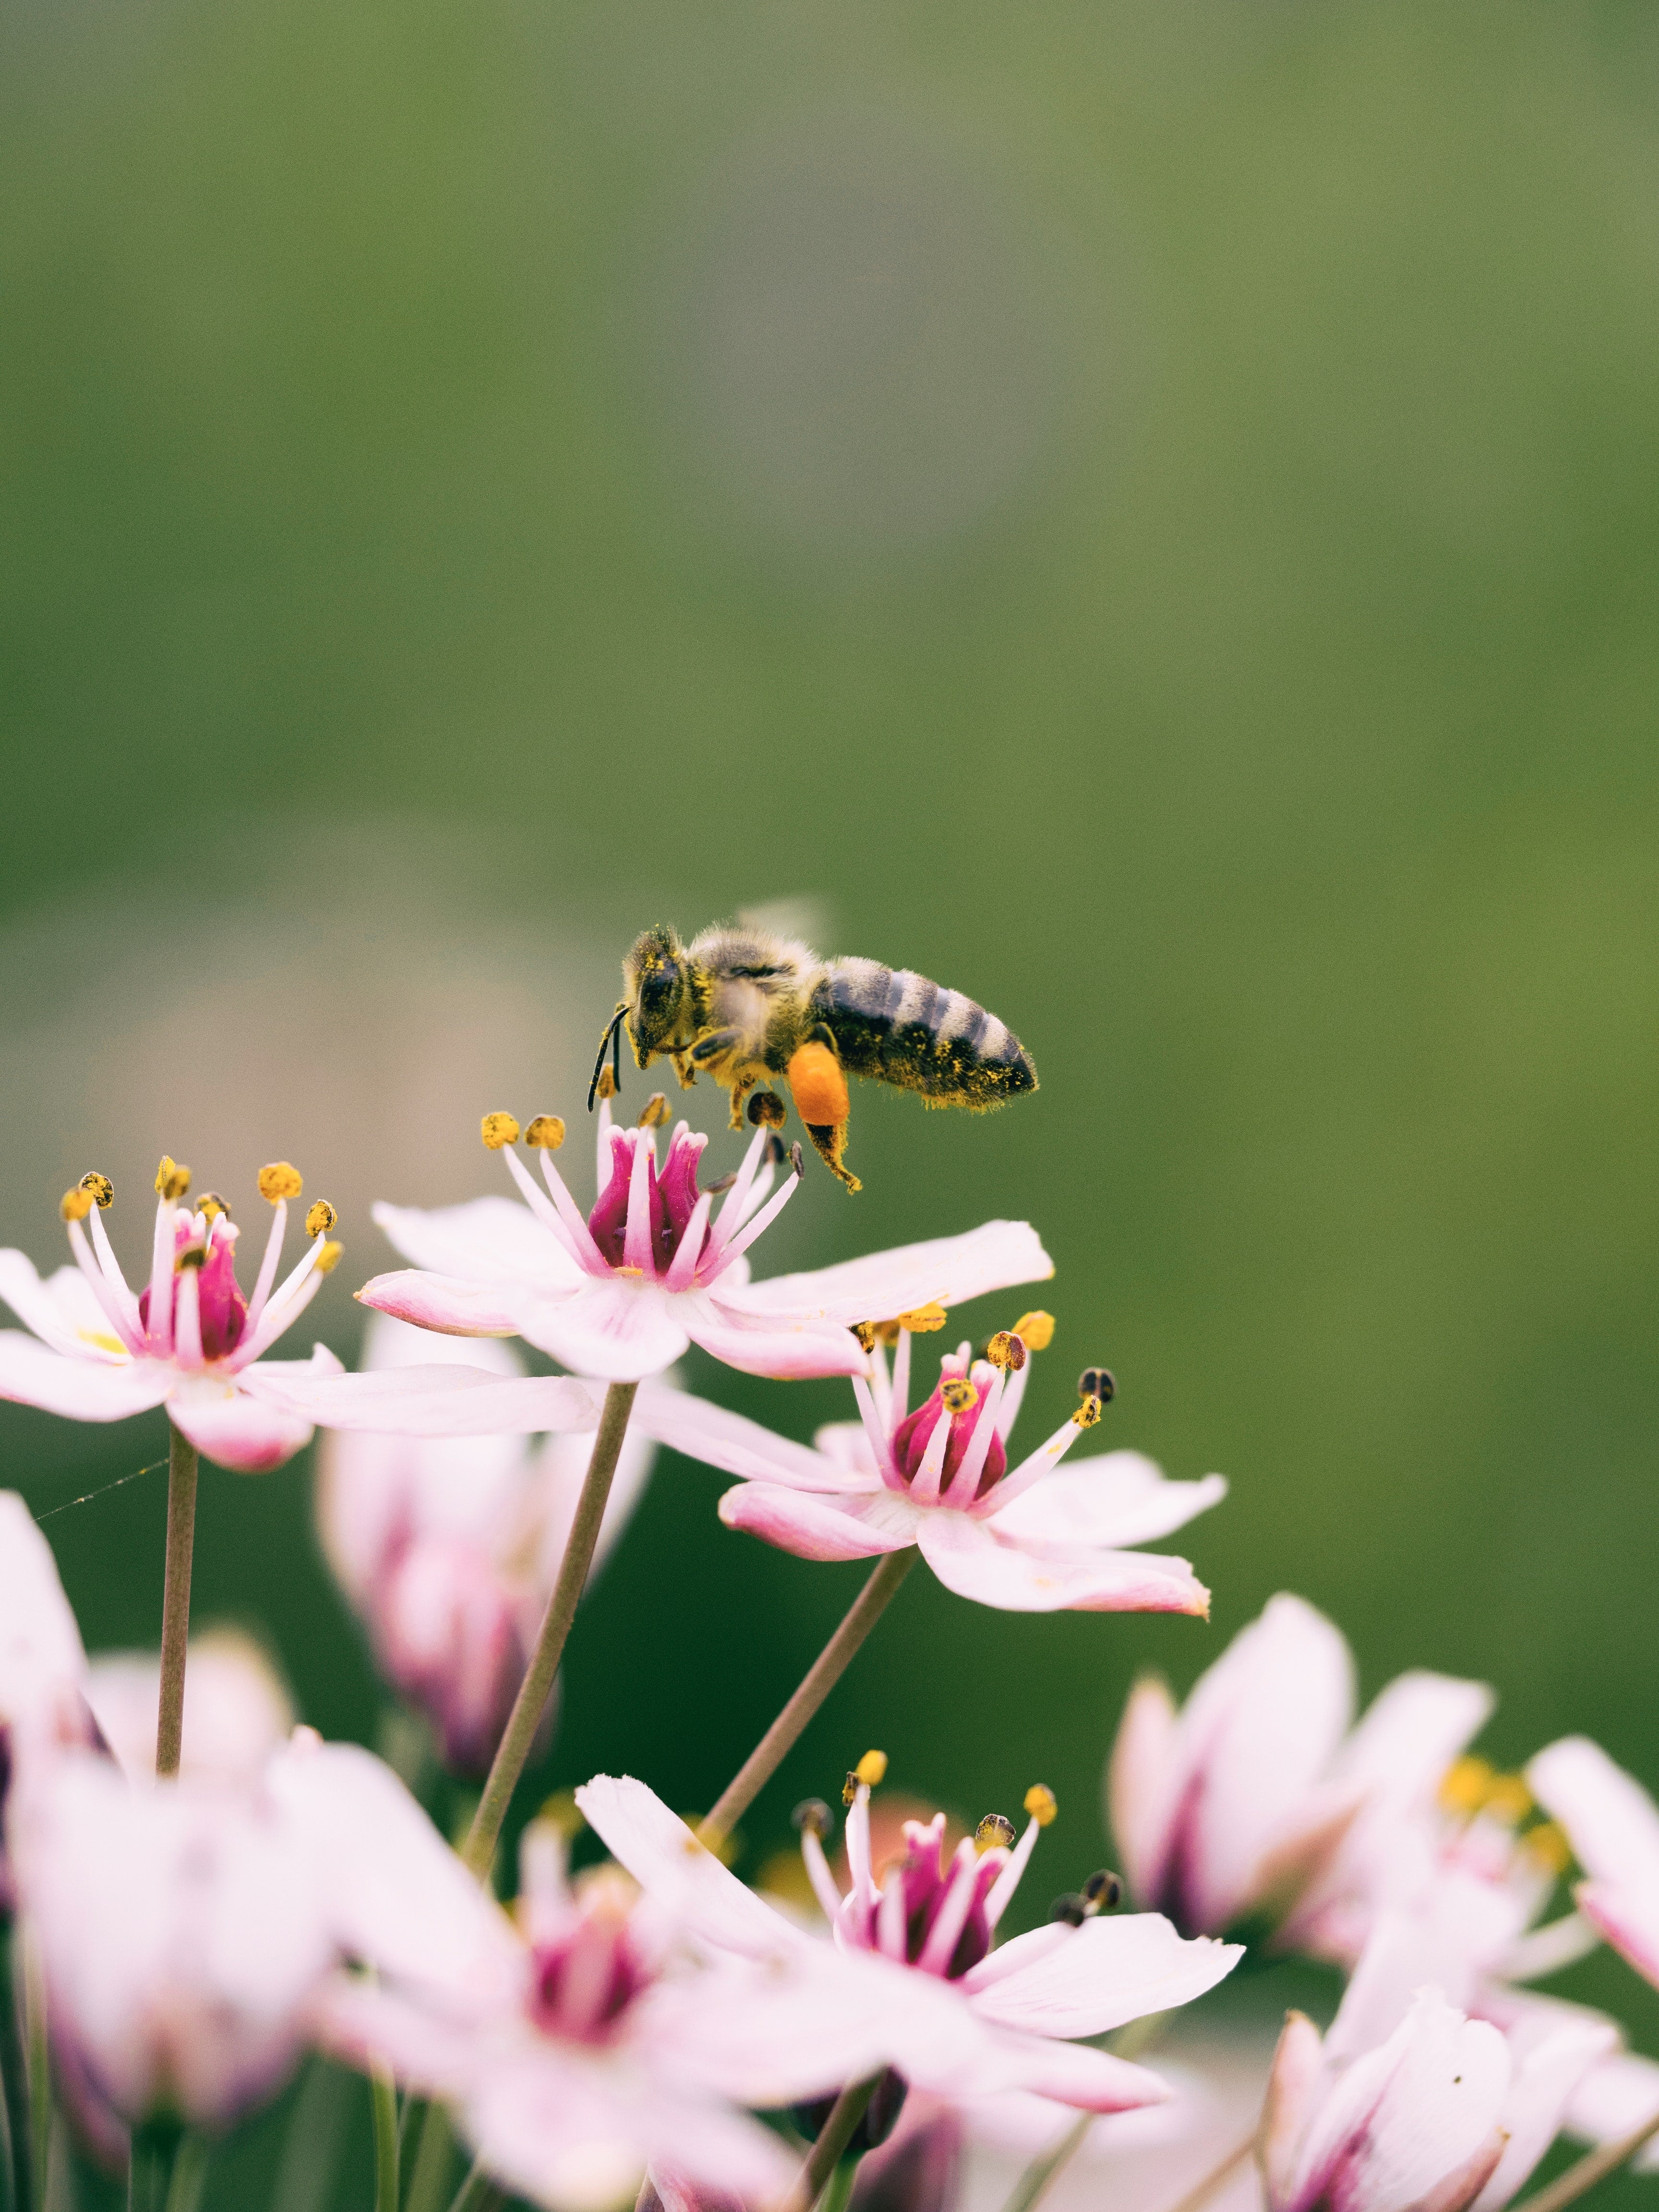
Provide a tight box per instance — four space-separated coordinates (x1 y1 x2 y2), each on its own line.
811 959 1037 1109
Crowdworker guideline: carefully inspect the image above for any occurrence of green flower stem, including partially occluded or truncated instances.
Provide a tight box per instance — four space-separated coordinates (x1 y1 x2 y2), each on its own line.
461 1380 639 1882
155 1424 199 1778
998 2112 1092 2212
698 1548 918 1851
1514 2106 1659 2212
445 2158 503 2212
789 2079 878 2212
370 2063 398 2212
162 2137 208 2212
0 1917 34 2212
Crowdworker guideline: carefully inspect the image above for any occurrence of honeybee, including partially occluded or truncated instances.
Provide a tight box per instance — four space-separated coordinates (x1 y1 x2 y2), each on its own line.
590 920 1037 1192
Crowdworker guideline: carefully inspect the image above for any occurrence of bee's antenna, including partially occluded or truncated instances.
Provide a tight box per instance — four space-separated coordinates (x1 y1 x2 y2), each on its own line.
588 1005 627 1114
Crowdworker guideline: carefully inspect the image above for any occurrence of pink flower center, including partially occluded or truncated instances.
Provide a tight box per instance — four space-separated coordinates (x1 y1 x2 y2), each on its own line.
136 1219 247 1361
876 1818 1001 1980
529 1915 651 2046
890 1363 1007 1502
586 1125 708 1272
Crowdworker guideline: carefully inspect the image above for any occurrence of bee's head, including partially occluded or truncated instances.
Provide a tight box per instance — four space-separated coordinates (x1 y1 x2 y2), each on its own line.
624 925 691 1061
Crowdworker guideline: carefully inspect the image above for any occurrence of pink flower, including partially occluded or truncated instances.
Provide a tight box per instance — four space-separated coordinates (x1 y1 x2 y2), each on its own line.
0 1160 599 1473
0 1490 96 1899
84 1630 294 1790
1528 1735 1659 1995
317 1314 656 1774
359 1103 1053 1384
1109 1594 1502 1941
634 1322 1224 1613
1261 1914 1618 2212
11 1729 497 2142
575 1768 1240 2123
319 1816 896 2212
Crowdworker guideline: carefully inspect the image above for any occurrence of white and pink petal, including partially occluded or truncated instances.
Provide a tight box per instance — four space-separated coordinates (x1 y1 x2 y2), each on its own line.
718 1482 919 1563
914 1514 1210 1616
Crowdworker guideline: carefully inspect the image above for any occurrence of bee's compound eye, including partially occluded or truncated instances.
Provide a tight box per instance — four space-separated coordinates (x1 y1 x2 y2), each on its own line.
746 1089 788 1128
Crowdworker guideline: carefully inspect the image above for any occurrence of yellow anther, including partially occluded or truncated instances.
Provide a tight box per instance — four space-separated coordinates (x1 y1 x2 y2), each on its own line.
258 1162 303 1203
154 1156 191 1202
78 1172 114 1210
873 1319 902 1346
1439 1756 1495 1818
1072 1394 1103 1429
1523 1820 1572 1876
940 1378 979 1415
1013 1311 1055 1351
313 1240 345 1275
850 1322 877 1354
594 1066 618 1102
60 1188 93 1223
196 1192 230 1222
525 1116 566 1151
975 1814 1017 1854
898 1303 947 1334
854 1749 888 1789
637 1093 672 1130
1024 1783 1058 1827
986 1331 1026 1373
1484 1774 1533 1826
304 1200 338 1239
535 1789 585 1839
481 1111 520 1150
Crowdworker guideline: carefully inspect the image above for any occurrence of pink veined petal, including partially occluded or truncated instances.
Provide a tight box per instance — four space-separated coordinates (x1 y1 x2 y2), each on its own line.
355 1270 523 1338
312 1977 487 2100
516 1279 690 1383
167 1378 316 1474
1575 1880 1659 1991
914 1513 1211 1615
629 1386 867 1493
1107 1674 1179 1906
0 1333 170 1422
574 1777 802 1963
1287 1994 1510 2212
1474 2013 1620 2212
242 1362 599 1438
372 1196 579 1290
961 1916 1240 2039
718 1482 919 1563
986 1455 1228 1551
0 1252 110 1359
1262 2013 1328 2209
971 2031 1176 2114
1331 1669 1495 1803
685 1301 869 1382
731 1220 1054 1326
1528 1736 1659 1893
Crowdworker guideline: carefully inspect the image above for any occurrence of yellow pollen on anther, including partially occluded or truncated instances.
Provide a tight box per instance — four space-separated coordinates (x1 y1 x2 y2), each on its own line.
1483 1773 1533 1826
196 1192 229 1222
613 1264 644 1278
986 1331 1026 1373
1438 1755 1495 1818
1024 1784 1058 1827
1013 1311 1055 1351
854 1749 888 1789
897 1302 947 1334
481 1111 520 1150
258 1163 303 1203
974 1814 1016 1854
60 1188 93 1223
305 1201 338 1239
850 1322 877 1353
940 1378 979 1415
525 1116 566 1151
154 1156 191 1202
1523 1820 1572 1876
78 1172 114 1209
873 1319 902 1346
313 1240 345 1275
594 1067 618 1102
1072 1395 1103 1429
637 1093 672 1129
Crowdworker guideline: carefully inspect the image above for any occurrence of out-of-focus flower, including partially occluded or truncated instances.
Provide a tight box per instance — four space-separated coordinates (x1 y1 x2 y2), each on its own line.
635 1320 1223 1613
0 1491 94 1897
360 1102 1052 1383
320 1815 897 2212
317 1315 655 1774
84 1630 293 1789
1529 1735 1659 1994
577 1767 1240 2124
0 1162 599 1473
13 1729 500 2151
1108 1593 1498 1944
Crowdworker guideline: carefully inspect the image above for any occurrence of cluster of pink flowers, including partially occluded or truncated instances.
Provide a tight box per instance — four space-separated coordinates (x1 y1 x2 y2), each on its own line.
0 1096 1652 2212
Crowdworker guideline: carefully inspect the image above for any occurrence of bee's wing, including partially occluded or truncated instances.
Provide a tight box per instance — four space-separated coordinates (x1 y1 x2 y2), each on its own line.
734 895 833 951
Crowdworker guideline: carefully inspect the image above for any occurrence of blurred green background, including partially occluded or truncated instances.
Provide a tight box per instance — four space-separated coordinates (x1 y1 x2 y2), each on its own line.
5 0 1659 2197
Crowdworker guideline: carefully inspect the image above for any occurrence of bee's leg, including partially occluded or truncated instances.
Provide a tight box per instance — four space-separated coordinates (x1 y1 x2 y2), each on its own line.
670 1050 699 1090
804 1121 861 1193
727 1074 756 1132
